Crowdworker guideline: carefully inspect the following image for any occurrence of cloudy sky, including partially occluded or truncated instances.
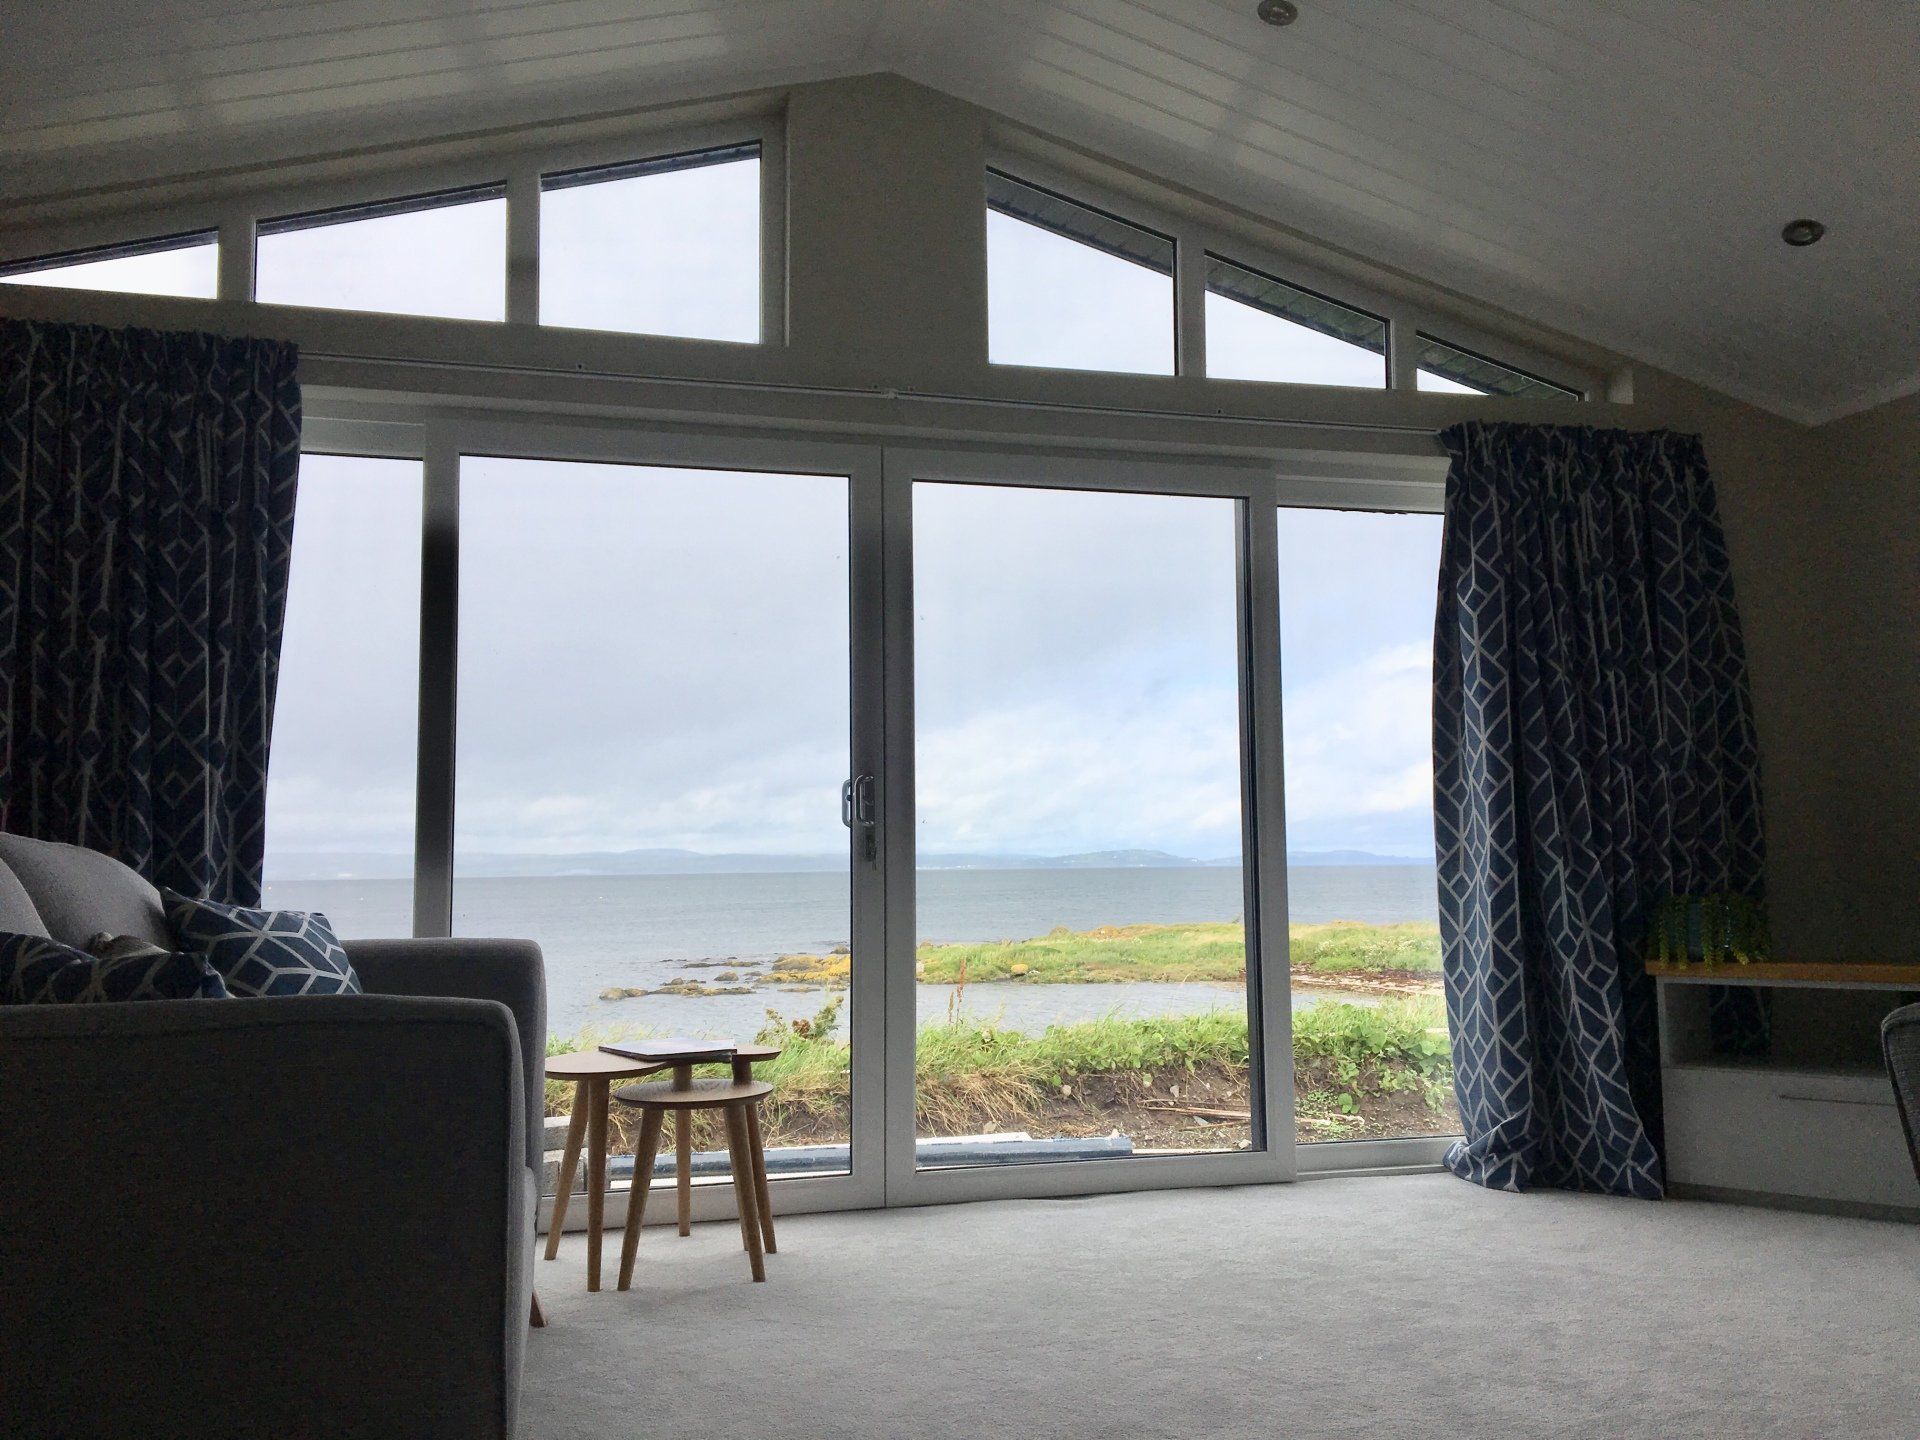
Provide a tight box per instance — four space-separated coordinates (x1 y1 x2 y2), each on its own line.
253 154 1443 868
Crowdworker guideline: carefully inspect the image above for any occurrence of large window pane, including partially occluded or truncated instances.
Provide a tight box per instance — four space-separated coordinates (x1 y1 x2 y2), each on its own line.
912 481 1255 1166
256 187 506 321
262 455 422 938
987 170 1175 375
1205 256 1386 388
455 457 854 1180
541 144 760 342
1276 507 1459 1143
0 232 217 299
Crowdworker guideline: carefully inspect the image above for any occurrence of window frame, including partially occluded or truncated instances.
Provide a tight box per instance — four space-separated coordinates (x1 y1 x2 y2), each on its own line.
984 166 1182 378
1271 484 1457 1178
537 139 769 344
300 403 1459 1209
879 443 1294 1206
0 112 788 347
1202 251 1391 391
1413 331 1584 401
254 182 511 323
0 226 221 294
987 145 1598 402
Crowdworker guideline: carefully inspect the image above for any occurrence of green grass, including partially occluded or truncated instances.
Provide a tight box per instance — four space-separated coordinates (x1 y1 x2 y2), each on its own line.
547 994 1453 1147
1289 920 1443 976
910 919 1441 985
1293 995 1451 1075
1292 995 1454 1134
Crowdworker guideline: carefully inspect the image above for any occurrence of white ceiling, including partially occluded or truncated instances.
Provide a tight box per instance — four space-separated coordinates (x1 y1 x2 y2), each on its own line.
5 0 1916 424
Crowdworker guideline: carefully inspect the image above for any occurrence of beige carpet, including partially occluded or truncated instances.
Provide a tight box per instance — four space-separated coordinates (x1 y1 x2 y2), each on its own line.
522 1173 1920 1439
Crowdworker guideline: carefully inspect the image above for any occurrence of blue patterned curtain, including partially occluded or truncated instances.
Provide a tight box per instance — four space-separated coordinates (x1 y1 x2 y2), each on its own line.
0 319 301 905
1433 422 1765 1198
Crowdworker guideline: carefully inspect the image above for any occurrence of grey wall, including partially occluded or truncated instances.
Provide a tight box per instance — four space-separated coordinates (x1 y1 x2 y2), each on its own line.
1609 372 1850 959
1807 394 1920 958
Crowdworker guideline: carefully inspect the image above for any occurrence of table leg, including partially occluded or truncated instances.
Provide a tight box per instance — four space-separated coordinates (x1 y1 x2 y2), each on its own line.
544 1088 589 1261
585 1077 610 1292
722 1105 766 1282
618 1108 665 1291
673 1062 693 1237
745 1101 777 1255
730 1053 777 1254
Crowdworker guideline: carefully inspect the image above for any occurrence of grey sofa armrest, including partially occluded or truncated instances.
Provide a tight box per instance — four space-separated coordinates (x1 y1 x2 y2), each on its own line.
0 996 530 1440
347 937 546 1171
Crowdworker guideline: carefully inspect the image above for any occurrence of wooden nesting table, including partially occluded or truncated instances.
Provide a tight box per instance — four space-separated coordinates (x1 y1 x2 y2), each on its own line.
544 1042 782 1291
615 1075 774 1285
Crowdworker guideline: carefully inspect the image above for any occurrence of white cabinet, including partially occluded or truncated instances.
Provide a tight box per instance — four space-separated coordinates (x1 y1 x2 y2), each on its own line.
1655 968 1920 1216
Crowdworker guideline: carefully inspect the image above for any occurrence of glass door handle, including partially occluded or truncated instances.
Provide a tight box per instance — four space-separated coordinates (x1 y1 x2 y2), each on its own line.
843 774 877 828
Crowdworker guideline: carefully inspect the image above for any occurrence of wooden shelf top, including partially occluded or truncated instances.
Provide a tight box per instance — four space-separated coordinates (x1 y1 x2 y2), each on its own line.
1648 959 1920 987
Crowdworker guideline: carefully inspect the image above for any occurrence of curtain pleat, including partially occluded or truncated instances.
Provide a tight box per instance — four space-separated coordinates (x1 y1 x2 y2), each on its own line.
0 319 301 904
1432 422 1766 1197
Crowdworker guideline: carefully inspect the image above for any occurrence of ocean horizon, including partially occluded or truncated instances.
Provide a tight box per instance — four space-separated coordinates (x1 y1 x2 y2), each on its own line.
263 845 1436 883
265 862 1439 1039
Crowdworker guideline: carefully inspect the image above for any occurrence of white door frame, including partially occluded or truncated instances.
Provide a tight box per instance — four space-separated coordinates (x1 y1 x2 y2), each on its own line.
878 444 1296 1206
427 414 891 1221
303 405 1458 1223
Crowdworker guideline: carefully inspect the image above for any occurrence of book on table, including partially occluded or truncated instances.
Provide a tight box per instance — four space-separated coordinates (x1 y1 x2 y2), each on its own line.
598 1036 737 1064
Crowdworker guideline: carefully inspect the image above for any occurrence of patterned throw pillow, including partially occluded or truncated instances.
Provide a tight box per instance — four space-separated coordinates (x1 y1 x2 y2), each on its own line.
87 932 173 963
162 891 363 998
0 931 230 1004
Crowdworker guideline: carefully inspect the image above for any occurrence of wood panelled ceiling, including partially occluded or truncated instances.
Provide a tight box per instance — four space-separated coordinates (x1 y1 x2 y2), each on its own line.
4 0 1914 424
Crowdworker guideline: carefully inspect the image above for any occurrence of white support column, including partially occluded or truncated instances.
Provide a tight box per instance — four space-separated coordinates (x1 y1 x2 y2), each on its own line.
759 123 789 346
1175 223 1209 379
1387 306 1421 392
216 206 255 303
505 166 540 327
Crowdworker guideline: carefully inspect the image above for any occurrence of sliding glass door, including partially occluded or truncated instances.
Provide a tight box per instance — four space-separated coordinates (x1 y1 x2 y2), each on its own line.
1275 505 1458 1154
882 451 1292 1201
283 417 1458 1216
442 427 886 1214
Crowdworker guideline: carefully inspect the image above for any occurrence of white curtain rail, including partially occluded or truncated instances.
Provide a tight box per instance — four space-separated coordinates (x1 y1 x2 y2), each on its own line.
300 348 1452 439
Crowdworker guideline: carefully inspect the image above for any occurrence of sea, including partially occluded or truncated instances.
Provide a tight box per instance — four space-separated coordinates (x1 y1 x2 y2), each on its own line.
262 864 1438 1040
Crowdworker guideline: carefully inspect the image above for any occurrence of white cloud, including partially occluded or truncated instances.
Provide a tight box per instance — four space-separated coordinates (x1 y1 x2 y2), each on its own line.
1280 642 1435 853
917 685 1244 855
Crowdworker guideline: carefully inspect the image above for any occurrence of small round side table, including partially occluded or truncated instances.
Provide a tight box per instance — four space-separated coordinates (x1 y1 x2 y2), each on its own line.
614 1077 775 1286
543 1050 665 1292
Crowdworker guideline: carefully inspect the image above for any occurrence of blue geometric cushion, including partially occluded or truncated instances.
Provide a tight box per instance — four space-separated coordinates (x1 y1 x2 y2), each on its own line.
161 891 363 998
0 931 230 1004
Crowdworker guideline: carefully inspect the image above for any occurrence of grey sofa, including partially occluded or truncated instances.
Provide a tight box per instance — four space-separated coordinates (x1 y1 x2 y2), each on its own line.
0 834 545 1440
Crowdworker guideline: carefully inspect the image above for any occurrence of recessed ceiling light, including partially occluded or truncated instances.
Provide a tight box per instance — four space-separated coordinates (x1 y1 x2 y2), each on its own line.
1781 218 1826 247
1257 0 1299 25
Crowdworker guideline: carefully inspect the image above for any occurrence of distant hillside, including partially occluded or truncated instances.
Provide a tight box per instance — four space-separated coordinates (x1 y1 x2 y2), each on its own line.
1285 849 1431 867
918 849 1209 871
266 845 1432 882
